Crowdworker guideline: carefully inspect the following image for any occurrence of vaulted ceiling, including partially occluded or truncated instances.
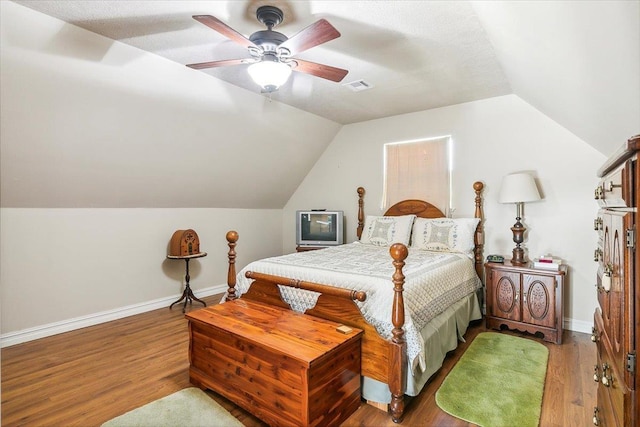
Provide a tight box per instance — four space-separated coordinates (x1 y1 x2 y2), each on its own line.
12 0 640 156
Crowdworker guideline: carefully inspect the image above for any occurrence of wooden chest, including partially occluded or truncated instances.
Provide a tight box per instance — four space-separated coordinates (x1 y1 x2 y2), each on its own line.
186 299 363 427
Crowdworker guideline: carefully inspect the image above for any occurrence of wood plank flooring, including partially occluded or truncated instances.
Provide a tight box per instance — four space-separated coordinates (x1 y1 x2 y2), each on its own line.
2 294 596 426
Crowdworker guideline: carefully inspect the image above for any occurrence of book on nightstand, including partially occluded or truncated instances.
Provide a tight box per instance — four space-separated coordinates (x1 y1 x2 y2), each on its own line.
533 255 563 270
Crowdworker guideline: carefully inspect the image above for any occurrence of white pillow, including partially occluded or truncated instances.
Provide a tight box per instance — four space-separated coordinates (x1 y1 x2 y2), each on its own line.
360 215 416 247
410 217 480 256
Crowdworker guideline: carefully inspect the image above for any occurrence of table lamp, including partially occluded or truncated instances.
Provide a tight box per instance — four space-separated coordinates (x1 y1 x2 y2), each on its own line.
499 172 542 265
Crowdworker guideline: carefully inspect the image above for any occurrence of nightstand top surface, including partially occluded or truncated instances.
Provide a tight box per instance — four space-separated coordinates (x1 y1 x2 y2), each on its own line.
485 260 567 275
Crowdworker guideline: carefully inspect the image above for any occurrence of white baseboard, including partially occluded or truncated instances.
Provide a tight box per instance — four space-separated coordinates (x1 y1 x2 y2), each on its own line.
564 317 593 334
0 284 227 348
1 289 594 348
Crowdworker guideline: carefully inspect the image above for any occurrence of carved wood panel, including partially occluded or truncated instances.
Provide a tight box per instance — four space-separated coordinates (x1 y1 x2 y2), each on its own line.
599 215 612 330
489 270 520 321
609 211 628 379
522 274 555 328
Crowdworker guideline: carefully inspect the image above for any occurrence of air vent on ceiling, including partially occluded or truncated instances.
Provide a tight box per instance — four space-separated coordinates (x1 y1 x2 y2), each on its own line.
343 79 373 92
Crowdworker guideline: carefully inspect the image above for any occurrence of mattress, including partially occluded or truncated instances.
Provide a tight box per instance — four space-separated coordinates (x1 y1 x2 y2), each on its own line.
233 242 482 372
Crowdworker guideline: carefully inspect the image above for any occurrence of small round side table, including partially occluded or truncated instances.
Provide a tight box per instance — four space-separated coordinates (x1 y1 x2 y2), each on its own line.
167 252 207 312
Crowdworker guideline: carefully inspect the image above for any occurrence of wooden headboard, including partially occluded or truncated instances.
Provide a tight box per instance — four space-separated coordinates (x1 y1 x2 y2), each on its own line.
384 199 444 218
355 182 485 280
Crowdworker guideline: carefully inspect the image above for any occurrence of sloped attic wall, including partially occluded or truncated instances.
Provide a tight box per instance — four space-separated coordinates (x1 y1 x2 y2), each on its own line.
284 95 606 332
1 2 341 209
472 1 640 156
0 2 340 342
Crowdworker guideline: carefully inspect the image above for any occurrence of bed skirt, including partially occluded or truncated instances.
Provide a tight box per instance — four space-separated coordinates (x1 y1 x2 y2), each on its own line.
362 291 482 403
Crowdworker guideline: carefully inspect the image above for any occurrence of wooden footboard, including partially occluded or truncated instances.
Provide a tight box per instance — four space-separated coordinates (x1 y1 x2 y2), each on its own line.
225 231 409 422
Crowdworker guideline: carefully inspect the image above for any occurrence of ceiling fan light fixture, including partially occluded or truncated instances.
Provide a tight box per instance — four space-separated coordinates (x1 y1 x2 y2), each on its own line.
189 11 347 88
247 58 292 93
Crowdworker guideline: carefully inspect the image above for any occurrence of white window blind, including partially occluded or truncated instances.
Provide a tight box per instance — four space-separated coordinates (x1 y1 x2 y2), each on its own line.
382 136 451 213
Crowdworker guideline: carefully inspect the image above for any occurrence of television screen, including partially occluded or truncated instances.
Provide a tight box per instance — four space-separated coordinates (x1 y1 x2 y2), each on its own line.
296 210 344 246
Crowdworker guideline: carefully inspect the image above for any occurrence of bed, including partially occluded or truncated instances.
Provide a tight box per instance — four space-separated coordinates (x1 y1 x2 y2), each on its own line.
222 182 485 422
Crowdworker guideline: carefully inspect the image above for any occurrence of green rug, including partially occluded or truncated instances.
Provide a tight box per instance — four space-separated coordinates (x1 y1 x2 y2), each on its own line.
101 387 243 427
435 332 549 427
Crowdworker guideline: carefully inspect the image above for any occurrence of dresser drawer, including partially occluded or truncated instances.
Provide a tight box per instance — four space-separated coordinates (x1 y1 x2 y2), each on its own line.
596 166 626 208
594 309 630 427
595 381 619 427
596 274 611 324
597 342 625 427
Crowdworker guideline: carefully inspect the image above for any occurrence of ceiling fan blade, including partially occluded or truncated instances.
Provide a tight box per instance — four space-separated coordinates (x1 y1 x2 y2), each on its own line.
291 58 348 82
192 15 258 49
279 19 340 56
186 58 253 70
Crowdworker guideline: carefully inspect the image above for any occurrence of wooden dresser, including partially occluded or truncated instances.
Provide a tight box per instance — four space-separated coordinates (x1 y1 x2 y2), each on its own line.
186 299 363 427
592 135 638 427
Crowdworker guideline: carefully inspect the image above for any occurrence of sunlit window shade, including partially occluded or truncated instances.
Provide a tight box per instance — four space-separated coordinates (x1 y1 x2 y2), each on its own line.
382 137 450 213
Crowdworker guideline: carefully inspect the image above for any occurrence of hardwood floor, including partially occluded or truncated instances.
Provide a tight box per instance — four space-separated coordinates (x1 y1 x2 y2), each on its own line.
2 294 596 427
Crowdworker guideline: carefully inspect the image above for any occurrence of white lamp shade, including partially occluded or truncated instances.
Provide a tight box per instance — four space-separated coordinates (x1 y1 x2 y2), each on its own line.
498 173 541 203
248 60 292 91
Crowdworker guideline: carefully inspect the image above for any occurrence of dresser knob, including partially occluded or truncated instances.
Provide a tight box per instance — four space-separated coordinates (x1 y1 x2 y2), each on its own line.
591 327 599 343
602 265 613 292
593 248 603 262
594 185 604 200
593 217 603 231
593 364 600 382
593 407 600 426
601 363 612 387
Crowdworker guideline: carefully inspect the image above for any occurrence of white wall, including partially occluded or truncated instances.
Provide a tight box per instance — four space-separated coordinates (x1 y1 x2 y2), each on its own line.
0 2 334 344
284 94 606 331
0 2 612 343
0 2 341 209
472 0 640 157
0 208 282 343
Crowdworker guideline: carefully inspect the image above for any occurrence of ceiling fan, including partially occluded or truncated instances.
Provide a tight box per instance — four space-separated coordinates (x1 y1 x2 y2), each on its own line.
186 5 349 92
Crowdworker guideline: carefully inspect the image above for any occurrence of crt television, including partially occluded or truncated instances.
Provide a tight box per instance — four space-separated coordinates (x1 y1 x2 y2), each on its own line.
296 210 344 247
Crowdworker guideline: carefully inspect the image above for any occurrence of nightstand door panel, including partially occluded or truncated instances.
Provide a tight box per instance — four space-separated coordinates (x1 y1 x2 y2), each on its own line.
522 274 556 329
489 270 521 321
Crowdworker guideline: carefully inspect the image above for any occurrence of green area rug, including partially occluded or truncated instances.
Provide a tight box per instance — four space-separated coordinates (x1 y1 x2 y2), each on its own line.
101 387 243 427
435 332 549 427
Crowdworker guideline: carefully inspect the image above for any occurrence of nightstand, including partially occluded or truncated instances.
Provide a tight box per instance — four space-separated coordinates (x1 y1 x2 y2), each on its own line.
485 260 566 344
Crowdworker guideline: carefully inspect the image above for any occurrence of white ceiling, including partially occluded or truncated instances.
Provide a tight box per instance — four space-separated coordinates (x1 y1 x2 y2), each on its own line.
12 0 512 125
10 0 640 156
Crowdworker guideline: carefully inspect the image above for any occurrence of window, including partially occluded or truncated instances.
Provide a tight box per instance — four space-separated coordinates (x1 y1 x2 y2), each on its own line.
382 136 451 213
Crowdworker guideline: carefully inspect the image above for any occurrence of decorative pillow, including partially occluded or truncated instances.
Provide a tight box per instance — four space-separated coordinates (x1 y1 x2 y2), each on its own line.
410 217 480 256
360 215 416 247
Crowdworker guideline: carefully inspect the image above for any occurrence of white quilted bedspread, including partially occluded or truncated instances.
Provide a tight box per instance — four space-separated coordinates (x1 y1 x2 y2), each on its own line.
234 242 481 373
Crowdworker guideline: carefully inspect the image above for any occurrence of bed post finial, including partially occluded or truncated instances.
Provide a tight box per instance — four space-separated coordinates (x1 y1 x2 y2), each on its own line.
473 182 484 280
226 230 239 301
389 243 408 423
357 187 365 240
